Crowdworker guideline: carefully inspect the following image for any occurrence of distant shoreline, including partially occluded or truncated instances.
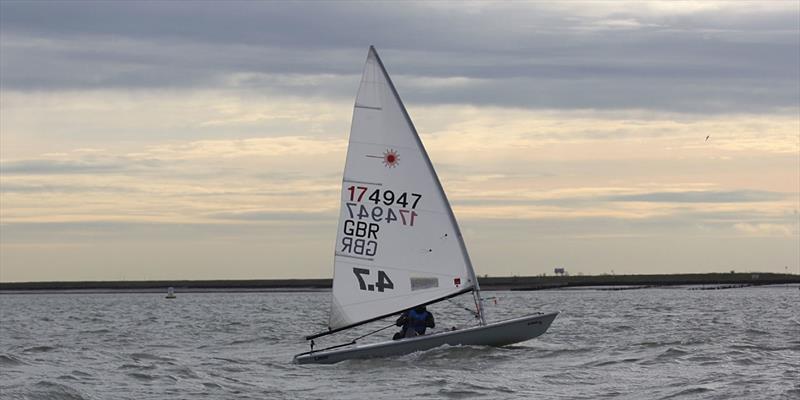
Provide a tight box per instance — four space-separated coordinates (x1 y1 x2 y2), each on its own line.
1 272 798 293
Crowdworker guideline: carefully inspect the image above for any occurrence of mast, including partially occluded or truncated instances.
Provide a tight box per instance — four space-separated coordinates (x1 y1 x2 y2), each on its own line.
369 46 486 325
470 272 486 325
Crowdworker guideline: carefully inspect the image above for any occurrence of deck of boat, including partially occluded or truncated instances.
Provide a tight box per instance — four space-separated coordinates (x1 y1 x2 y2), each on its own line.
294 311 559 364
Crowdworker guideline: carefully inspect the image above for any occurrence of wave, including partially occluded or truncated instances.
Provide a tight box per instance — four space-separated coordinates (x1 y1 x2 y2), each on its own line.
71 370 92 378
610 324 635 332
584 357 641 367
81 328 112 334
685 354 720 364
227 337 268 346
31 381 91 400
119 363 157 370
202 382 224 390
129 352 175 363
409 344 517 363
0 353 26 366
126 372 164 382
3 289 798 399
744 327 771 335
639 347 689 365
657 347 689 359
211 356 246 364
434 388 486 398
733 357 760 366
416 379 515 398
636 340 684 348
23 345 56 353
659 387 713 399
164 365 200 379
533 346 597 358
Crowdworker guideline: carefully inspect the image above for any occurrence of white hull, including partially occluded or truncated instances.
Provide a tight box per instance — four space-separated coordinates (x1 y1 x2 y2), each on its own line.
294 311 558 364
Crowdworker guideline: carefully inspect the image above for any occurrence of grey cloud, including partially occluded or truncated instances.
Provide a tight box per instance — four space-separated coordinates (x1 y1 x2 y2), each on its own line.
403 75 796 113
0 155 336 191
0 35 364 91
2 2 796 52
1 2 797 113
1 159 128 174
0 182 140 194
1 207 791 246
206 210 334 222
0 220 333 245
0 157 163 175
452 190 791 207
604 190 788 203
468 208 798 237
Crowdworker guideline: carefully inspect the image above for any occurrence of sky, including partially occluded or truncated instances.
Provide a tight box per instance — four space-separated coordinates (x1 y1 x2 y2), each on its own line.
1 1 798 282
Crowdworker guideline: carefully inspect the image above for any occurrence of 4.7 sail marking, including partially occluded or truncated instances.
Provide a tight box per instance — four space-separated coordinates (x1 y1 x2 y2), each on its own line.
352 267 395 292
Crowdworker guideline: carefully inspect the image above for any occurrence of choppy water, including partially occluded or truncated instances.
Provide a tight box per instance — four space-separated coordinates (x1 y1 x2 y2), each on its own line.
1 287 798 399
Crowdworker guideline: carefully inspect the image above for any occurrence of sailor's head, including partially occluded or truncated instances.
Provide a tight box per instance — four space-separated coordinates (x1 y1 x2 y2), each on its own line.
414 305 426 313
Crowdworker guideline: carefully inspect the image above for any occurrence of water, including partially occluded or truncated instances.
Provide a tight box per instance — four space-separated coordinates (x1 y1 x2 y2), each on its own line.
1 287 798 399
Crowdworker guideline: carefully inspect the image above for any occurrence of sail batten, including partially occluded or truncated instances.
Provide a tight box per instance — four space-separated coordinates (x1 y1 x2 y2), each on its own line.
327 46 480 332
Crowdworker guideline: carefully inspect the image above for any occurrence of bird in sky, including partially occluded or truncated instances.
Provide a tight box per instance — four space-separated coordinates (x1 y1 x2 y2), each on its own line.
705 135 710 141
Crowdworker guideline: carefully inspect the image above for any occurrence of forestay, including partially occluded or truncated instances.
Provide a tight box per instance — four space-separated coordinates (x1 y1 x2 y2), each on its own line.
327 47 478 332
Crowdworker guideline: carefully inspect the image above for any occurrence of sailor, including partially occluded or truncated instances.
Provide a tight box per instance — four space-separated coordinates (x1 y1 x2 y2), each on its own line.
393 305 435 340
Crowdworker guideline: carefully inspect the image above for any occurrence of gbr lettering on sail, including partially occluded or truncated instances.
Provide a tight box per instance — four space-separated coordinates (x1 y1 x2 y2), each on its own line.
339 185 423 257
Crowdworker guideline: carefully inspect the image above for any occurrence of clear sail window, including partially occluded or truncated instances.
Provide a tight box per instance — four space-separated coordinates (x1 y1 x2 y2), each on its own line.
410 277 439 291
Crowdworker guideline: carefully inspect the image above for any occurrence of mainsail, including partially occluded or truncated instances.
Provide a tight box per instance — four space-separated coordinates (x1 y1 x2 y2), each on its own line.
323 46 480 335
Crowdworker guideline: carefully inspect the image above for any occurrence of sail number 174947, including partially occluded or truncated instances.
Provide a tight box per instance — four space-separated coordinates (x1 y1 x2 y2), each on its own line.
347 186 422 209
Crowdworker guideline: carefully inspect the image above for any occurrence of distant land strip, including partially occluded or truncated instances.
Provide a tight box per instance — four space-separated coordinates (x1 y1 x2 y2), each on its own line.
1 273 798 293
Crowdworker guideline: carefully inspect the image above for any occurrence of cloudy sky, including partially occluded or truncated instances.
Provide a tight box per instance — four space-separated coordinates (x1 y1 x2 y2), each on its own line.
1 1 798 282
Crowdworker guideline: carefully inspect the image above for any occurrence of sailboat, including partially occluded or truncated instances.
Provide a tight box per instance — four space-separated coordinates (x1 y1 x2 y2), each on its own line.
293 46 558 364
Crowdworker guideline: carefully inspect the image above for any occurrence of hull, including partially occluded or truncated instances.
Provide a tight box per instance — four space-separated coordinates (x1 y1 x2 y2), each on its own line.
294 311 558 365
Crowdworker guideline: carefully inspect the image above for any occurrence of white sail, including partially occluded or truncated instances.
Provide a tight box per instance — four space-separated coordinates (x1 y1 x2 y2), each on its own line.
328 47 478 331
